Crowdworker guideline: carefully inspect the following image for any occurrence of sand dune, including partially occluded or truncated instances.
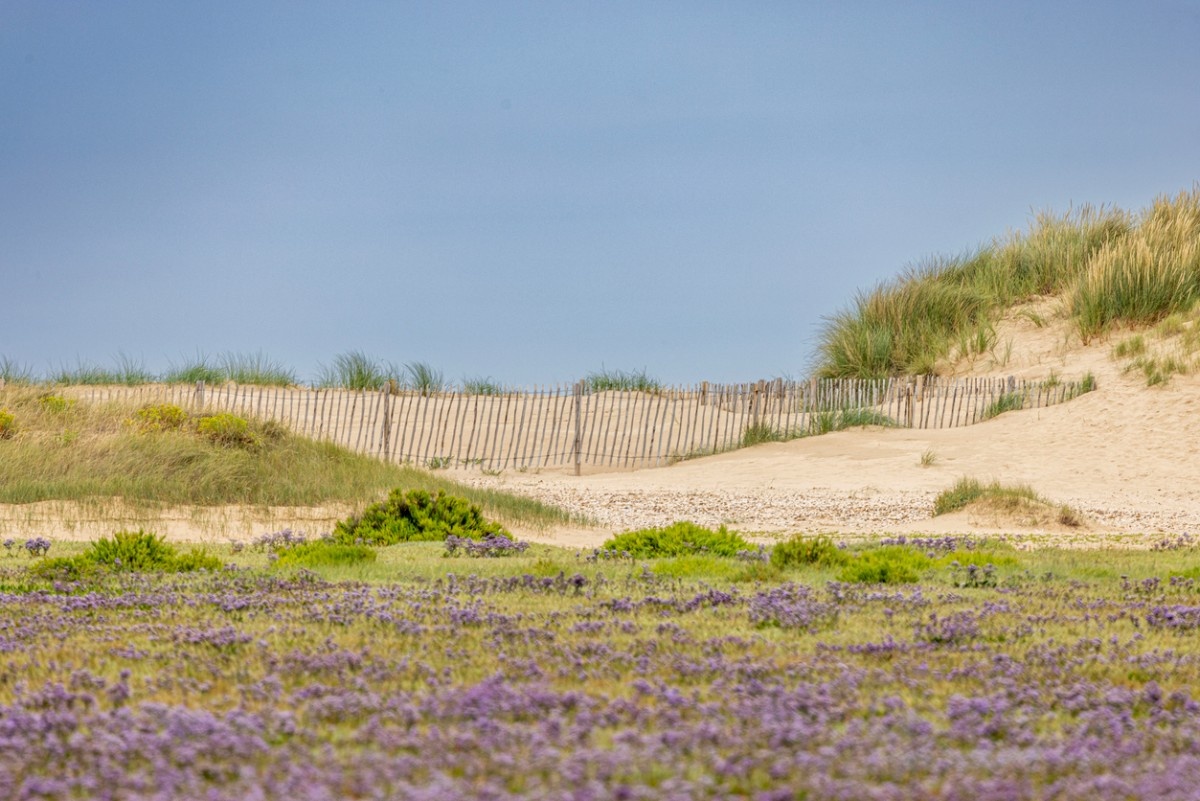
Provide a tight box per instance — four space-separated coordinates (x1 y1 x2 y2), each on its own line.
471 304 1200 546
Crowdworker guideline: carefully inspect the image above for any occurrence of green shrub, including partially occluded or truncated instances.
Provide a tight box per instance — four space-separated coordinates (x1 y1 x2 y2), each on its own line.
0 409 15 440
26 533 221 579
274 540 377 569
86 529 179 571
134 403 189 432
334 489 509 545
197 412 258 447
838 546 931 584
602 521 751 558
770 535 850 570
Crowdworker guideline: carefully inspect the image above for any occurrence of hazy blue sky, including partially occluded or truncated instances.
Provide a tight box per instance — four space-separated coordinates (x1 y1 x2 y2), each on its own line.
3 1 1198 385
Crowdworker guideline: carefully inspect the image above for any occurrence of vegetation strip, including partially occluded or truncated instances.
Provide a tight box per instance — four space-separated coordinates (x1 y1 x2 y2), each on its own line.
4 533 1200 798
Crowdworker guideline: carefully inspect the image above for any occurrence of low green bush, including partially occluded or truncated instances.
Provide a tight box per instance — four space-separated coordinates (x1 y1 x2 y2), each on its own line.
602 521 751 558
274 540 377 569
770 535 851 569
27 529 222 578
838 546 932 584
88 529 179 571
197 412 258 447
334 488 509 545
0 409 15 440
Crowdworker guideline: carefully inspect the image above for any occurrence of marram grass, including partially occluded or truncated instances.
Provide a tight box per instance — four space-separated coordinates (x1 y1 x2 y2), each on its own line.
819 190 1200 378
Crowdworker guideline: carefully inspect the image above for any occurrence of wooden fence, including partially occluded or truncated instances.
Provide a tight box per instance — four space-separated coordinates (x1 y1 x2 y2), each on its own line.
70 374 1092 473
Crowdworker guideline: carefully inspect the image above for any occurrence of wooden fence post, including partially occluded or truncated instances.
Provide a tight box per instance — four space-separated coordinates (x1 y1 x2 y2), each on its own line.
573 380 584 476
381 383 393 462
195 380 205 409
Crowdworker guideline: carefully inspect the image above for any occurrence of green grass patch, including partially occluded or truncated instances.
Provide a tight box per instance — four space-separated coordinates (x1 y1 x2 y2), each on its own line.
274 540 377 569
982 391 1025 420
602 521 751 558
651 554 742 580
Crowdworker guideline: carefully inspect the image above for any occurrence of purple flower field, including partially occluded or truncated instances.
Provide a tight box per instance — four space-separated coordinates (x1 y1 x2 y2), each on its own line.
3 552 1200 800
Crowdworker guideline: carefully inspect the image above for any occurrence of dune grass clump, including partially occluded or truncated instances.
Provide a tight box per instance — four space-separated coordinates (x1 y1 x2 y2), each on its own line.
741 422 784 447
933 477 1082 527
162 351 299 386
584 368 661 393
602 521 751 558
816 201 1149 377
933 478 1039 516
333 489 509 545
1072 189 1200 341
405 361 446 396
982 391 1025 420
316 351 400 391
461 376 504 395
0 356 35 385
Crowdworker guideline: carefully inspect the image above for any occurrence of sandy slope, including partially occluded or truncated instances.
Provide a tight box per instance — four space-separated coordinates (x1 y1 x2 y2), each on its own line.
468 302 1200 547
6 302 1198 547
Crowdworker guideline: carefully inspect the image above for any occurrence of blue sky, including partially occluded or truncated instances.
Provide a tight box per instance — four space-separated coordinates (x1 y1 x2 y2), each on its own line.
3 1 1198 386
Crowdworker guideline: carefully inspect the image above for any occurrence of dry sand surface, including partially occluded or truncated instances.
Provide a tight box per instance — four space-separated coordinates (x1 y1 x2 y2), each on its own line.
7 303 1198 548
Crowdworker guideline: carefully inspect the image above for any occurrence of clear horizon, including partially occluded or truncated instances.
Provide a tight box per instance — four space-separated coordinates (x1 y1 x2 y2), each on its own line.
3 1 1198 385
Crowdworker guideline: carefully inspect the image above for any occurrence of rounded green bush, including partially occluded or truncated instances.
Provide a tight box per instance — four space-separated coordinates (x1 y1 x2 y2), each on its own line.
334 489 509 545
